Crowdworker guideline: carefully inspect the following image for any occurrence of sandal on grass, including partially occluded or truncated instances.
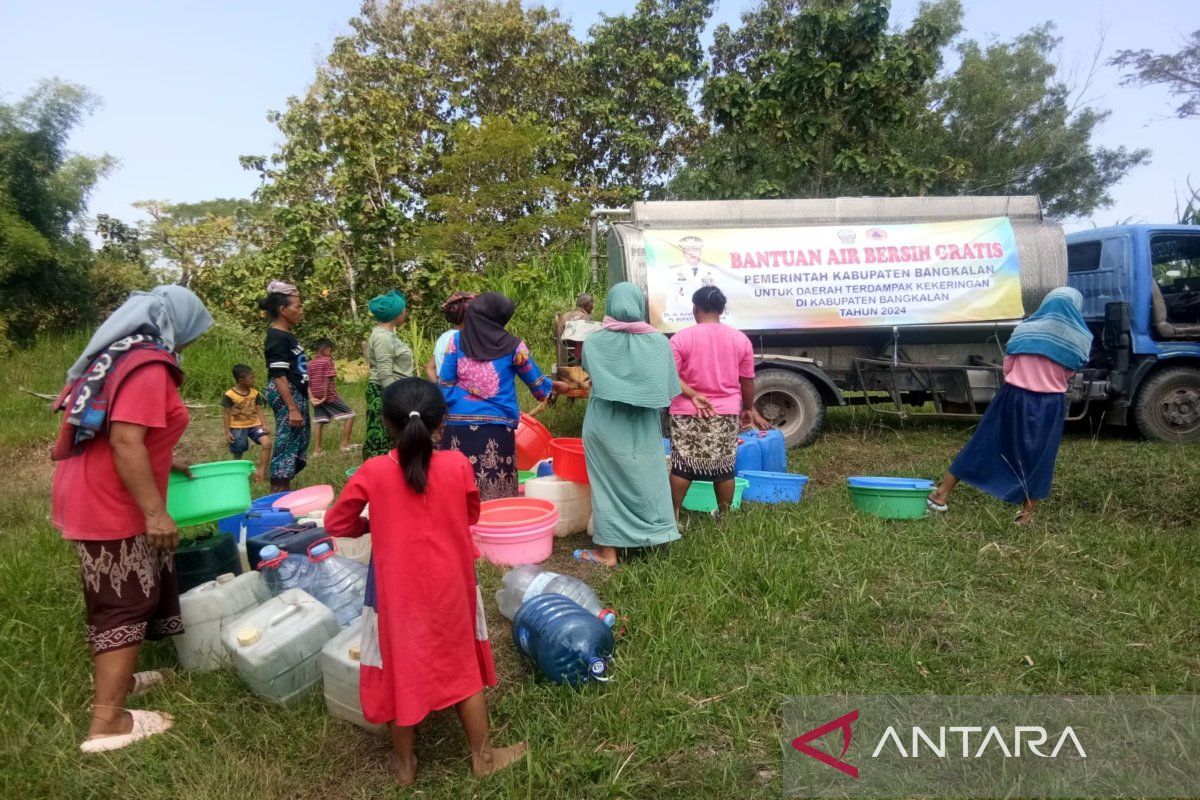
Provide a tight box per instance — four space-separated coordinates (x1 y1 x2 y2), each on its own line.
80 709 174 754
926 497 948 513
573 549 617 569
130 669 170 697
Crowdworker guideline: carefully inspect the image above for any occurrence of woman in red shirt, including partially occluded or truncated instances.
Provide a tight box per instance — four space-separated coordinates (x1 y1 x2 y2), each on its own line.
51 285 213 753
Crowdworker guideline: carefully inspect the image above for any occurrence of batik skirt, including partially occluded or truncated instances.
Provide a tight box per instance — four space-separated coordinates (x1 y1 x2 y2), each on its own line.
362 381 391 461
265 381 310 481
669 413 740 482
950 384 1068 504
73 535 182 656
441 423 517 502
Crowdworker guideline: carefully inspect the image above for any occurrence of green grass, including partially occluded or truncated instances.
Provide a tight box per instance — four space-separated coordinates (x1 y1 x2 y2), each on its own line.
0 335 1196 800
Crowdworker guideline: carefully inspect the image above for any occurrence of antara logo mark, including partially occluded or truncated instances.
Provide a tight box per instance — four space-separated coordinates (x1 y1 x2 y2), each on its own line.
792 709 860 779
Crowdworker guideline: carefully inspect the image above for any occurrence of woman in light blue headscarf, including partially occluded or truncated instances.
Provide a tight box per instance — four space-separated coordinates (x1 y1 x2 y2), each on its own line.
364 290 414 460
927 287 1093 525
574 283 681 567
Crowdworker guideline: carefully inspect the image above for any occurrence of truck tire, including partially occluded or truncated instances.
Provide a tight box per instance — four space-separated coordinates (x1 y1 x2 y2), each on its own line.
754 369 825 448
1132 366 1200 443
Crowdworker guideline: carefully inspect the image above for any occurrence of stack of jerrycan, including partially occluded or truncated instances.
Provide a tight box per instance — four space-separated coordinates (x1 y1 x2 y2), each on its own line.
522 476 591 537
222 588 339 704
496 565 616 627
511 593 615 686
737 429 787 474
175 571 269 671
320 619 385 734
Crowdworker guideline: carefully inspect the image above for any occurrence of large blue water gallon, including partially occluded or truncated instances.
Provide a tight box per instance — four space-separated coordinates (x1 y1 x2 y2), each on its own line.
511 594 615 686
760 428 787 473
734 434 764 474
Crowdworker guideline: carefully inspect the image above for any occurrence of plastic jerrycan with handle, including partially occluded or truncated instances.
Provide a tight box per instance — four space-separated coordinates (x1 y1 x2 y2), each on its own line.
223 588 339 704
175 571 269 671
320 619 385 734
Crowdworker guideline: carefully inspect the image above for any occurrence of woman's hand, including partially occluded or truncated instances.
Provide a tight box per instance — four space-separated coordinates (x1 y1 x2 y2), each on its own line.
145 509 179 552
551 380 572 396
691 393 716 418
170 455 194 478
740 407 772 431
288 408 304 428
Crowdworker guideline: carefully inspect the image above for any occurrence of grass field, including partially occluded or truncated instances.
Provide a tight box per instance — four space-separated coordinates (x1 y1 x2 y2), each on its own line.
1 333 1196 800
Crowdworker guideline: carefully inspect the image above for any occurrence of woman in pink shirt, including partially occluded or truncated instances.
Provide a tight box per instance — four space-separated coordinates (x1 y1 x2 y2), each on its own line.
668 286 770 517
927 288 1093 525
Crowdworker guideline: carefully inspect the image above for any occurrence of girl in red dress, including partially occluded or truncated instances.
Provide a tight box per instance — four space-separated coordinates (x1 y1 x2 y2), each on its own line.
323 377 527 785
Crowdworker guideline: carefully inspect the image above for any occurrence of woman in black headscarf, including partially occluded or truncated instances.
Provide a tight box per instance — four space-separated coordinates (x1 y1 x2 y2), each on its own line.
437 292 566 500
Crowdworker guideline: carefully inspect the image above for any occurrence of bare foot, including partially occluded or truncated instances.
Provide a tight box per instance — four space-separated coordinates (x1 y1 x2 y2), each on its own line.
390 752 419 787
471 742 529 778
1014 511 1036 526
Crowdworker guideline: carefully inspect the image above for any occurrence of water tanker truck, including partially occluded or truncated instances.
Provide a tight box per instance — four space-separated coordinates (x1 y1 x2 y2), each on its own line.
594 196 1200 446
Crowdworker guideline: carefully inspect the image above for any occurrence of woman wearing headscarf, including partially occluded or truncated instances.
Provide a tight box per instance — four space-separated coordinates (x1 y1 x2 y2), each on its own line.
364 290 414 460
260 281 310 490
574 283 682 567
927 287 1093 525
425 291 475 380
438 292 566 501
50 285 213 753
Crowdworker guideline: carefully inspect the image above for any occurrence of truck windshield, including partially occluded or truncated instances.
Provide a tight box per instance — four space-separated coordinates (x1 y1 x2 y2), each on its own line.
1151 233 1200 327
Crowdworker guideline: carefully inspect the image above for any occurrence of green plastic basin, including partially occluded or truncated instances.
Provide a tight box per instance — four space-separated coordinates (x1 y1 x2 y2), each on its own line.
167 460 254 527
345 466 359 479
682 477 749 513
518 470 536 485
847 477 933 520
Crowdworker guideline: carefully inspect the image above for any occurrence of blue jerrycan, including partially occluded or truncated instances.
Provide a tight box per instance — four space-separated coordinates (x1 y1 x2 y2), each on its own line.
511 594 615 686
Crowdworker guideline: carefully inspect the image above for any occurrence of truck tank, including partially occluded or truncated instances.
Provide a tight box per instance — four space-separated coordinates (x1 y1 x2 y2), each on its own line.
606 195 1066 343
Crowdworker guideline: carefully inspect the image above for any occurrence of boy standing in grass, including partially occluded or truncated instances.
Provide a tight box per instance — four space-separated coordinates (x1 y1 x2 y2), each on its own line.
309 338 357 455
222 364 271 482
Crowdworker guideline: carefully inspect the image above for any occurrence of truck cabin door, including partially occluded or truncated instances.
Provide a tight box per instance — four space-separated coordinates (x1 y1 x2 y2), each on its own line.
1147 231 1200 341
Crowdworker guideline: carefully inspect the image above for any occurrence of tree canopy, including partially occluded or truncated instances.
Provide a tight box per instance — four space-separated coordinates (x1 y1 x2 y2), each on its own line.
1112 29 1200 120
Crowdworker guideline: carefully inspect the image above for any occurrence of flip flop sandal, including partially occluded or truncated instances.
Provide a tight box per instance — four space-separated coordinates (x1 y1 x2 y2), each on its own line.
80 709 174 754
130 670 170 697
926 498 948 513
573 549 616 569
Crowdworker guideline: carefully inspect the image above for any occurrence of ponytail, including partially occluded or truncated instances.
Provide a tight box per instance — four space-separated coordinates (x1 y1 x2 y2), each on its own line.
381 377 447 494
398 411 433 492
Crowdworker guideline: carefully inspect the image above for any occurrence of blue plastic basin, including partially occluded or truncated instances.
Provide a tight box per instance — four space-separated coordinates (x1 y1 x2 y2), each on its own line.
739 471 809 504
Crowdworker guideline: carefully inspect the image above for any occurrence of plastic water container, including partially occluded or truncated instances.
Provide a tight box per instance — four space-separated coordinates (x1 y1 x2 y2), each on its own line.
523 476 592 537
511 594 615 686
739 471 809 504
175 532 243 593
246 522 325 571
535 459 555 477
224 588 340 704
515 413 553 470
320 619 385 734
496 565 616 626
734 434 764 474
761 429 787 472
175 571 269 671
306 539 368 627
256 544 315 596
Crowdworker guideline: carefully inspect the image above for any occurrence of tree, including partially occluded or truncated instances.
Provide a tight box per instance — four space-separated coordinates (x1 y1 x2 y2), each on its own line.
133 198 262 287
0 80 114 343
926 25 1149 218
673 0 1146 219
673 0 963 199
578 0 714 199
1112 30 1200 119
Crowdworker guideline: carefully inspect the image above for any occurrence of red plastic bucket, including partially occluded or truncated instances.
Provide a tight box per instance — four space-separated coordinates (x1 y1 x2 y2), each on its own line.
549 438 588 484
515 413 553 471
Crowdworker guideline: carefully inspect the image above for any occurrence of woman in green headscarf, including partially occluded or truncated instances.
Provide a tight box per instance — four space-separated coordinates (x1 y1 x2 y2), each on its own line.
363 291 414 460
574 283 682 567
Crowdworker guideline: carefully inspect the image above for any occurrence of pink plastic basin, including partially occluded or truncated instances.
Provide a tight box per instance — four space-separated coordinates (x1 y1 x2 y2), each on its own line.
471 498 558 566
272 485 335 517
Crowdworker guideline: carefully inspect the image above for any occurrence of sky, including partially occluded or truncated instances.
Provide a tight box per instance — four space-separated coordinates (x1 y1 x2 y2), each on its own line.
1 0 1197 235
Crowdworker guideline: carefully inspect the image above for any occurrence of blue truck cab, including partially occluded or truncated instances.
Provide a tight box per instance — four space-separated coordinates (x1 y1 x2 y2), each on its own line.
1066 224 1200 442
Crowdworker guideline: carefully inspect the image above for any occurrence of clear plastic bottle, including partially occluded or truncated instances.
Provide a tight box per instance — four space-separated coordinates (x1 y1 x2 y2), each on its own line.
256 545 313 597
496 565 616 627
305 541 368 627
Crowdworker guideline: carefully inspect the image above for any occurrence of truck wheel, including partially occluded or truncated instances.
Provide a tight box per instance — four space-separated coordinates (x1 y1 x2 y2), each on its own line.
754 369 825 448
1133 367 1200 443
